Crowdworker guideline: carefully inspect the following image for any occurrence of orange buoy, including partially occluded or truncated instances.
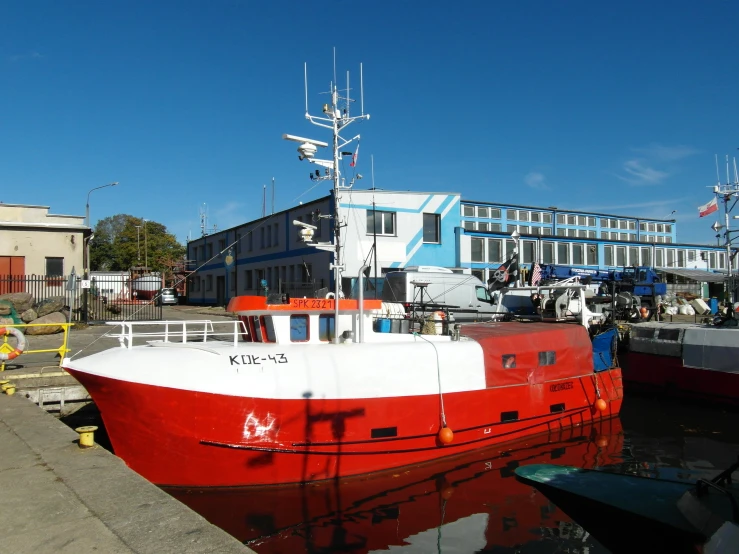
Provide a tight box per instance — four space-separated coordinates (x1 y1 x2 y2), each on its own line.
594 398 608 412
640 307 648 318
438 426 454 444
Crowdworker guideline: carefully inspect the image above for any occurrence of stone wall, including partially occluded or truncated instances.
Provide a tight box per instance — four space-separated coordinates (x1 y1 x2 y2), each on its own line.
0 292 69 335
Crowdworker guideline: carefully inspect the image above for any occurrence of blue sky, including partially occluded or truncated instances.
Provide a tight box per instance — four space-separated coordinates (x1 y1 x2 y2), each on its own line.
2 1 738 246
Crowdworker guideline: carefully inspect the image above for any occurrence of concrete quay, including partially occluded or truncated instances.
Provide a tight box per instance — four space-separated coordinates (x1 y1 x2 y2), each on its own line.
0 387 254 553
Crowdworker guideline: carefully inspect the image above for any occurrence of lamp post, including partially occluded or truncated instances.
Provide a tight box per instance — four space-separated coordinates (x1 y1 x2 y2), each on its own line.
135 225 142 263
143 219 148 269
85 182 118 275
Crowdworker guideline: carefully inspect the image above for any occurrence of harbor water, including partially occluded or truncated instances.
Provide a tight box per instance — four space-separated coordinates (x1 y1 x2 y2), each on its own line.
65 392 737 554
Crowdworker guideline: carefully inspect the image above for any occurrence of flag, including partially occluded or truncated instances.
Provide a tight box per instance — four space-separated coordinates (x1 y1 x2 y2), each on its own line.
488 253 519 291
698 197 718 218
350 144 359 167
528 261 542 287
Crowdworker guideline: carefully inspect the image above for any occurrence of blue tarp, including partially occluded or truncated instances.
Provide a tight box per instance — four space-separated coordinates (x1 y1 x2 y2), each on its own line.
592 328 617 372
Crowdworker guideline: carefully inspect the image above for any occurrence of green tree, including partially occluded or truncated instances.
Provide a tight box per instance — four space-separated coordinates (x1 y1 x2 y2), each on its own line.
90 215 185 272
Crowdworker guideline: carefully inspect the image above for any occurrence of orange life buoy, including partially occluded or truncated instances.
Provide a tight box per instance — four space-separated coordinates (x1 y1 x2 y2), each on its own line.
0 327 27 361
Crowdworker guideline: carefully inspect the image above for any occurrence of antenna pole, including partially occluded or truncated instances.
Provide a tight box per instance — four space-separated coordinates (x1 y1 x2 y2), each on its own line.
271 177 275 215
304 63 309 115
360 63 364 115
262 185 266 218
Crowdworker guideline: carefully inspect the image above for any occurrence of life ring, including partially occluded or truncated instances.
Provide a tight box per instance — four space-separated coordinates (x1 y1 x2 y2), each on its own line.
0 327 27 361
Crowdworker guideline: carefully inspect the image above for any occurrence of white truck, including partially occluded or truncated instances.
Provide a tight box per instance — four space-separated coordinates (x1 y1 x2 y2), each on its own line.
381 266 508 322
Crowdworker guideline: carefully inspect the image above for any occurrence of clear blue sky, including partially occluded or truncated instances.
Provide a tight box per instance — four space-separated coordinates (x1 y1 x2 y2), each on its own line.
2 1 738 246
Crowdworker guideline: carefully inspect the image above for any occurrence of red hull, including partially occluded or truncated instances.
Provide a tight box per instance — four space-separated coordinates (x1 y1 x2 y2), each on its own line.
167 418 624 550
65 368 622 487
622 352 739 407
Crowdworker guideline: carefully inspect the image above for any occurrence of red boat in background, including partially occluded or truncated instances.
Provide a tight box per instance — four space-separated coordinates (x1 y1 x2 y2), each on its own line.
621 319 739 407
166 418 624 553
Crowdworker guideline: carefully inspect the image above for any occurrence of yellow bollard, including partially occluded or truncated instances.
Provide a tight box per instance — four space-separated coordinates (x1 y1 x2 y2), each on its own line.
0 381 14 395
75 426 98 448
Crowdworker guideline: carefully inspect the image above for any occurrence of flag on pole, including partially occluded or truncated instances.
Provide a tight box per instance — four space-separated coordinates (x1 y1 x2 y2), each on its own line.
698 197 718 218
488 253 519 291
528 261 542 287
350 144 359 167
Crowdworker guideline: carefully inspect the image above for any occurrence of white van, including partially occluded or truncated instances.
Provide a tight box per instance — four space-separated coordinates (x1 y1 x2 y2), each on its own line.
381 266 501 321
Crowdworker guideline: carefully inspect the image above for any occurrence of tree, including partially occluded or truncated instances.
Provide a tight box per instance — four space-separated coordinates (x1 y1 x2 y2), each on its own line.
90 215 185 273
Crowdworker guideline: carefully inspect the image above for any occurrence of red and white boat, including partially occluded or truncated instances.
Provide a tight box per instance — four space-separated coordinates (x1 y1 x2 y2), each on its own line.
62 57 622 488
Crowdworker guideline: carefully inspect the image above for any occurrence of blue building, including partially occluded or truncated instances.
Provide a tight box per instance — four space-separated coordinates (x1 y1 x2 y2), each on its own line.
186 191 734 305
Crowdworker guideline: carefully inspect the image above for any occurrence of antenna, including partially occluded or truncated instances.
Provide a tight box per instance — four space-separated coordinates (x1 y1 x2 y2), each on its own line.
271 177 275 215
716 154 721 186
371 154 376 190
283 53 370 343
262 185 266 217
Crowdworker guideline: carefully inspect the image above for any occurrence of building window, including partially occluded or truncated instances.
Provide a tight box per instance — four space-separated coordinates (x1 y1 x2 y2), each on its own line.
557 243 569 264
487 239 502 263
463 205 475 217
522 241 535 263
423 213 440 243
519 211 530 222
490 208 501 219
531 212 541 223
628 221 636 230
478 222 489 232
629 247 639 265
641 247 651 266
490 223 502 232
471 238 484 262
655 249 664 267
677 250 685 267
604 245 614 266
586 244 599 265
45 257 64 276
557 214 566 225
542 242 554 264
567 215 576 225
665 224 672 233
616 246 626 266
463 221 475 230
477 206 489 218
542 228 552 235
367 210 395 235
572 243 584 265
542 213 552 224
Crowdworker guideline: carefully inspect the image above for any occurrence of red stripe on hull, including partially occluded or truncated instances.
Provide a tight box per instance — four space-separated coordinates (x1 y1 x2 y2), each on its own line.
623 353 739 406
65 368 622 487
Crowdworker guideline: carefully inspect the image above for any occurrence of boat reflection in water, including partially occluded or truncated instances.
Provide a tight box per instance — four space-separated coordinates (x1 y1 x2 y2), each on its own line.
165 418 622 553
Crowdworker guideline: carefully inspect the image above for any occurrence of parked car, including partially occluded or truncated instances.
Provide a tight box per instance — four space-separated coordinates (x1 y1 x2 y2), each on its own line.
158 288 179 306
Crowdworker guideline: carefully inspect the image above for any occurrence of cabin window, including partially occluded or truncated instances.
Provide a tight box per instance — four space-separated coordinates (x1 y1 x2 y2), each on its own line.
502 354 516 369
319 314 335 341
538 351 556 366
423 213 441 243
657 328 680 341
632 327 655 339
290 315 310 342
251 316 277 343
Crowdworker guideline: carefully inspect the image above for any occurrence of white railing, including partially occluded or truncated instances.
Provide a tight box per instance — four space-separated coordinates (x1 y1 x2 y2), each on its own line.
108 320 247 349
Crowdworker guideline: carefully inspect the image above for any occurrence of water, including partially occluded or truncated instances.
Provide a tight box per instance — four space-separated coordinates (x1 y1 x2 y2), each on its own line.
161 395 739 554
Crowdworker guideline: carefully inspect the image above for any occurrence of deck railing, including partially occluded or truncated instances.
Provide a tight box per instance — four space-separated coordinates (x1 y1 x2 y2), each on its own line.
108 320 247 349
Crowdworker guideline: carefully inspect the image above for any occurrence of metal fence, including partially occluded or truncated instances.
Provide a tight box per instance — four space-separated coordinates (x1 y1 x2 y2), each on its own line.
0 274 162 323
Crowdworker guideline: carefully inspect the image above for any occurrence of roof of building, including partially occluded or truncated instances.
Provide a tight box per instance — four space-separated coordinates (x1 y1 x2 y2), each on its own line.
460 199 677 223
657 268 727 282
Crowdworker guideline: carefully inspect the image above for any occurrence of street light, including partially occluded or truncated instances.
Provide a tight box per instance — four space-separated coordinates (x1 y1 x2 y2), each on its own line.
82 181 118 324
135 225 142 263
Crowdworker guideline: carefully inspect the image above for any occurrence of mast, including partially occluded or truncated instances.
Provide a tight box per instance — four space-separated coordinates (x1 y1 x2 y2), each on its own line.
284 55 369 343
713 157 739 311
